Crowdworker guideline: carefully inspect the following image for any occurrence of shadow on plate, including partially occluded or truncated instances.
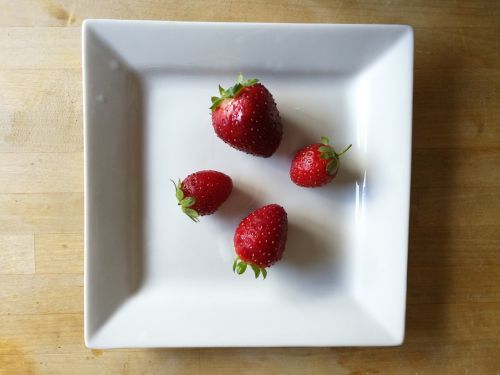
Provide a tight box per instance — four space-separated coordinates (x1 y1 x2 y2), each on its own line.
275 219 345 297
274 114 318 160
85 31 147 340
215 184 262 225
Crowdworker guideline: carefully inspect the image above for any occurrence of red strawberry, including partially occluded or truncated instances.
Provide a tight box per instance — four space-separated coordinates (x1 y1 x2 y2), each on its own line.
211 73 282 157
172 170 233 222
290 136 351 188
233 204 288 279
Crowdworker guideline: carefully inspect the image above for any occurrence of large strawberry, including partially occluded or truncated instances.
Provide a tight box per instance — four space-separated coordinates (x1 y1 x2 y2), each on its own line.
233 204 288 279
210 73 282 157
290 136 351 188
172 170 232 222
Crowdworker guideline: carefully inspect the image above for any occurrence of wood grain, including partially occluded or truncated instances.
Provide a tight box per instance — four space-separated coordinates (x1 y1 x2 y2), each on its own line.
0 0 498 27
0 193 82 233
415 187 500 227
0 28 81 70
409 225 500 266
0 235 34 275
0 0 499 374
0 69 82 152
0 153 82 193
0 274 82 315
412 148 500 187
35 233 83 274
0 350 201 375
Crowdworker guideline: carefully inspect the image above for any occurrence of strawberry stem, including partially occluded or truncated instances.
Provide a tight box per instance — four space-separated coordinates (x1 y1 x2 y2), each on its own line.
318 137 351 176
337 144 352 157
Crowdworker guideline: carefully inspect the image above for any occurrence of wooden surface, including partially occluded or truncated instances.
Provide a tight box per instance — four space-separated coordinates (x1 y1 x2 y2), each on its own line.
0 1 499 374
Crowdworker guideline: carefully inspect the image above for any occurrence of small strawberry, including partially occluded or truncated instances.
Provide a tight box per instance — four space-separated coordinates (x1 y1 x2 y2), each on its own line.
290 136 352 188
233 204 288 279
210 73 282 157
172 170 233 222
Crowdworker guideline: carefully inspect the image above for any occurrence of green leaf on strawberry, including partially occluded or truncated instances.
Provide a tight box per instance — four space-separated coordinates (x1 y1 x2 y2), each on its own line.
232 256 268 279
261 268 267 279
250 264 261 278
182 207 200 222
326 159 338 175
210 73 260 110
232 258 238 272
236 260 247 275
171 179 200 223
174 179 184 200
180 197 195 208
318 136 352 176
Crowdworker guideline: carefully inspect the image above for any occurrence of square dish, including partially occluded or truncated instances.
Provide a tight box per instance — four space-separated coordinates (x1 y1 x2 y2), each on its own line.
83 20 413 348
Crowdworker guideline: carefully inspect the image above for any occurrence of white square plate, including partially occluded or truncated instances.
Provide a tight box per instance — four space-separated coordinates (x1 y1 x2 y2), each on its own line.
83 20 413 348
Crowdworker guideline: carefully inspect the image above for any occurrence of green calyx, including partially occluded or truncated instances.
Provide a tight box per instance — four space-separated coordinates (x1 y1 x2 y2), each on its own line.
171 179 200 223
210 73 259 111
318 136 352 176
232 257 267 279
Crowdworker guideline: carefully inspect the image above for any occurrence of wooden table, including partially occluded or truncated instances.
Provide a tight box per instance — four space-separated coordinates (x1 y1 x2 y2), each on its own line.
1 1 499 373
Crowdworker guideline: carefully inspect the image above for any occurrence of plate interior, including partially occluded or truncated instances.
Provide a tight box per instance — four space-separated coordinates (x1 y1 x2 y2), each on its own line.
84 21 413 347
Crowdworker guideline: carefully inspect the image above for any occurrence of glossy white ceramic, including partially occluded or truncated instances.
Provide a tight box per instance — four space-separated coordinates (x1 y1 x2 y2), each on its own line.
83 20 413 348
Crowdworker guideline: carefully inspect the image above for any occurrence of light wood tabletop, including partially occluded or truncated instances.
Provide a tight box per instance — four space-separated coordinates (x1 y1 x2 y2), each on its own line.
1 1 499 374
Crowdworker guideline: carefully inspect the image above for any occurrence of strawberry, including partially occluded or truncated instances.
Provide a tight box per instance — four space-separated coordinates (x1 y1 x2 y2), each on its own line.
172 170 233 222
210 73 282 157
233 204 288 279
290 136 352 188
